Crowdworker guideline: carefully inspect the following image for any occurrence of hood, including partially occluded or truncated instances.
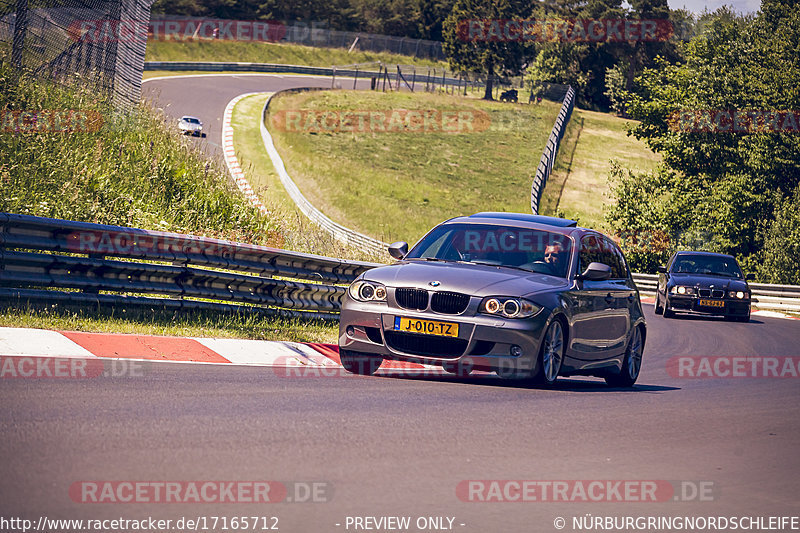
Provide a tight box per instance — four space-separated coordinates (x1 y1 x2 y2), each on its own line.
360 260 569 298
669 273 749 291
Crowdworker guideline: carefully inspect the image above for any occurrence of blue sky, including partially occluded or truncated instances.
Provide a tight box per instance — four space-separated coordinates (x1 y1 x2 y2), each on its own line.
668 0 761 14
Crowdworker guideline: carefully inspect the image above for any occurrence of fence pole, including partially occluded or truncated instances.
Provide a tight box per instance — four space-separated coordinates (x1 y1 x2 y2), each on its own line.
411 67 416 92
11 0 29 68
354 67 358 90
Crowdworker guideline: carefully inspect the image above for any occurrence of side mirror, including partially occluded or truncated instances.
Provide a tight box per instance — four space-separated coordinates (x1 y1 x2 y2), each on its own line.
388 241 408 260
746 273 755 281
657 265 667 273
576 262 612 281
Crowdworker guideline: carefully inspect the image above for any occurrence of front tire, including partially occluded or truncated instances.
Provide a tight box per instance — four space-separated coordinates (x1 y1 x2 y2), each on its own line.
654 292 664 315
340 350 383 376
605 326 644 387
531 320 565 385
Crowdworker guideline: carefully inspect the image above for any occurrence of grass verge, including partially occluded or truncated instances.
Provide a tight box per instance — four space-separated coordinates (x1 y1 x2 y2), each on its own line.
145 40 447 69
0 306 337 342
539 108 661 231
267 89 562 244
230 93 383 262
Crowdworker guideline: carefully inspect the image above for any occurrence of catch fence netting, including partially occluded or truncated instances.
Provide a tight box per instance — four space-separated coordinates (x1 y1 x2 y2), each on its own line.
1 0 151 108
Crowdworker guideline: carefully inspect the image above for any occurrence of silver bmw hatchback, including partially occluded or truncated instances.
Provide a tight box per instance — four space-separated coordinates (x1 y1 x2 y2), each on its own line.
338 212 646 386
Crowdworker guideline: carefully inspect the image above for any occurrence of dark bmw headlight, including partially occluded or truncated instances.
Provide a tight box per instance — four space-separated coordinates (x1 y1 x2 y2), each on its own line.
479 297 542 319
729 290 748 299
671 286 696 295
348 280 387 302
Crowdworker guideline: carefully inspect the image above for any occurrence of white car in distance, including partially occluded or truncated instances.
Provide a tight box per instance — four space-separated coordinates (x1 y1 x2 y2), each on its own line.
178 116 204 137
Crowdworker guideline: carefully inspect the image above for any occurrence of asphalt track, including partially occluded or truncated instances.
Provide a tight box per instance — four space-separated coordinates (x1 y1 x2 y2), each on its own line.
1 75 799 532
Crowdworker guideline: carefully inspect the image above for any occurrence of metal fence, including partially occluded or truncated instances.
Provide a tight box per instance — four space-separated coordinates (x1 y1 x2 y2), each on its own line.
0 212 379 320
0 0 152 108
531 85 575 214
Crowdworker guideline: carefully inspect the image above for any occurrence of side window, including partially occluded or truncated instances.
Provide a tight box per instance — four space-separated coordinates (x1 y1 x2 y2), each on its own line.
603 238 628 279
579 235 627 279
578 234 605 274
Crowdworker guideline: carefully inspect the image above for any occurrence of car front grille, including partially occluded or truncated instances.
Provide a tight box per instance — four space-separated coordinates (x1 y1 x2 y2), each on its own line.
384 331 468 358
395 288 428 310
698 289 725 298
431 291 470 314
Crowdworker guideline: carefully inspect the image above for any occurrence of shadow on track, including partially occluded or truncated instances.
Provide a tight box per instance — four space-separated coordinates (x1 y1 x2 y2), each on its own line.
370 372 679 393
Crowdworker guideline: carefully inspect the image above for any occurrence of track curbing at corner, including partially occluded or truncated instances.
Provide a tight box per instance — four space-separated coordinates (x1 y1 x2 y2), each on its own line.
0 327 443 372
221 92 271 216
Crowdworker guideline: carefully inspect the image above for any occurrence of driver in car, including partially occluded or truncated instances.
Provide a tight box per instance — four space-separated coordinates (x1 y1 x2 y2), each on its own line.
543 242 567 277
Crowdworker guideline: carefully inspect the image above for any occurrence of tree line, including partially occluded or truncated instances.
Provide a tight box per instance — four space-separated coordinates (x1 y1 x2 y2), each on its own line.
151 0 455 42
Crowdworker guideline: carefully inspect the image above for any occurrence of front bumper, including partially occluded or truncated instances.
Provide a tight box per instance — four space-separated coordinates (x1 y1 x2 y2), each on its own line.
667 295 750 316
339 301 550 374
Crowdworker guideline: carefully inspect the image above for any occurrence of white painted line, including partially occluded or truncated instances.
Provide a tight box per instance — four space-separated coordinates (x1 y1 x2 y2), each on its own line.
0 327 97 358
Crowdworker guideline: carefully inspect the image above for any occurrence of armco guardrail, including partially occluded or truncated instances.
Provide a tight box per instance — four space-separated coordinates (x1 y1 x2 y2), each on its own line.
632 273 800 313
260 88 390 257
144 61 469 87
0 213 381 320
2 214 798 316
530 86 576 214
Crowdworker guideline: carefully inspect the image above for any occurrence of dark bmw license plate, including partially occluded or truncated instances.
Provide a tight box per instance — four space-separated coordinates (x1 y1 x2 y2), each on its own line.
698 299 725 308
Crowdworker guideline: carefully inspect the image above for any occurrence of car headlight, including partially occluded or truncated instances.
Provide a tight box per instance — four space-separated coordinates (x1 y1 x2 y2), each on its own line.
671 286 696 295
348 280 387 302
479 297 541 319
729 290 748 299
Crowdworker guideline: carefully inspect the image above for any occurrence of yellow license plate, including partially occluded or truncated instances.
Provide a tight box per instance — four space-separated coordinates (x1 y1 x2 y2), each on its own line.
699 299 725 307
394 317 459 337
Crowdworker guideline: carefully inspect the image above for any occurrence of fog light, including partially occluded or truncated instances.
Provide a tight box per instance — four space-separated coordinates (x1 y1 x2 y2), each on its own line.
510 345 523 357
346 326 355 336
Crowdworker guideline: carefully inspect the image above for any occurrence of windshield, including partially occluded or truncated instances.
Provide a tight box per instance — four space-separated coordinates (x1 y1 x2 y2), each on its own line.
670 255 743 278
182 117 200 124
405 223 573 278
